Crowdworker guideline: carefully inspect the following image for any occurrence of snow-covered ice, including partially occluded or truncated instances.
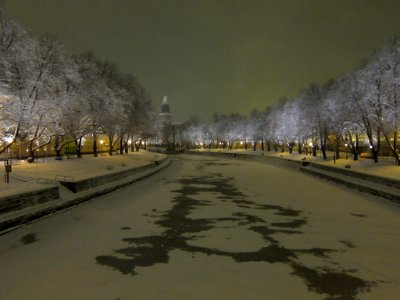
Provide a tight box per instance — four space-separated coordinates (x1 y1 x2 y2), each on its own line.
0 154 398 299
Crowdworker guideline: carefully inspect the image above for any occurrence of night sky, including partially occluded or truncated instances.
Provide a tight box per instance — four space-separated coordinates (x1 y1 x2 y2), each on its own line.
5 0 400 121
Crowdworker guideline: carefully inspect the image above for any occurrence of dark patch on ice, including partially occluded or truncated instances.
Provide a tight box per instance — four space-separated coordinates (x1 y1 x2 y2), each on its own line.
237 204 251 209
255 204 302 217
291 263 372 299
350 213 366 218
271 219 307 229
121 226 131 230
96 173 373 299
231 244 296 263
339 240 356 248
203 162 239 167
233 212 265 225
295 248 337 258
21 233 39 245
232 199 255 206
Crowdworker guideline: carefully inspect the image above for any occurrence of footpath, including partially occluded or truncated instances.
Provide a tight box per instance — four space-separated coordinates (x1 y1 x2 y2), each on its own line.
0 151 170 233
188 148 400 205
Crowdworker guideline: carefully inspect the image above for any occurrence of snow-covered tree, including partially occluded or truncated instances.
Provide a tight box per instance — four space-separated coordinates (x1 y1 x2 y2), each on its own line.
0 6 34 153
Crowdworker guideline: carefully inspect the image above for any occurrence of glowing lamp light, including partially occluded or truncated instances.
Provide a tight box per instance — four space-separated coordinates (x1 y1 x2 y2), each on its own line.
99 140 104 145
128 139 132 145
344 143 348 147
308 142 313 147
369 145 373 149
240 141 244 145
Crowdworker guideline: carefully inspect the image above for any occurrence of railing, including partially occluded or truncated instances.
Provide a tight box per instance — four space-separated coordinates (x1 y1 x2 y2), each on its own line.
54 175 75 182
36 178 57 185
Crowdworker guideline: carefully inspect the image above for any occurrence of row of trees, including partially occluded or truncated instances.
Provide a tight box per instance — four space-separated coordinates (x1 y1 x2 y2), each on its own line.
182 36 400 165
0 7 158 161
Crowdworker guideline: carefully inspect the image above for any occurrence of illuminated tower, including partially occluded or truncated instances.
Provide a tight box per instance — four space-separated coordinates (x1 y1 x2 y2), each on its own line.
160 96 171 124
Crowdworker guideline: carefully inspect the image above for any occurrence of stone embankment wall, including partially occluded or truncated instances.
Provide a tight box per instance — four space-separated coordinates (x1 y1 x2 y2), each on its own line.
0 186 59 214
60 156 169 193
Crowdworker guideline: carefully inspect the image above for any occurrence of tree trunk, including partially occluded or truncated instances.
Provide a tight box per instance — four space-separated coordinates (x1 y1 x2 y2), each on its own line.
54 135 63 159
93 139 98 157
27 140 35 163
312 142 317 156
321 147 327 159
75 137 82 158
371 147 379 163
354 131 359 160
119 136 124 155
335 135 340 159
108 134 114 156
321 138 327 159
394 130 398 165
55 149 62 159
383 130 400 166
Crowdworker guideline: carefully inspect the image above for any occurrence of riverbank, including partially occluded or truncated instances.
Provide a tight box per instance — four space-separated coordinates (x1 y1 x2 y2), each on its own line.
0 151 170 233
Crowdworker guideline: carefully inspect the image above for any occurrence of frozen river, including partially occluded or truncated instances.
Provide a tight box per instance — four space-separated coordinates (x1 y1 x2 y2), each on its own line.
0 154 399 299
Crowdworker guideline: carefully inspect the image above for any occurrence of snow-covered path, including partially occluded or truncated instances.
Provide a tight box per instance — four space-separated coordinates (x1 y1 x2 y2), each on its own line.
0 154 399 299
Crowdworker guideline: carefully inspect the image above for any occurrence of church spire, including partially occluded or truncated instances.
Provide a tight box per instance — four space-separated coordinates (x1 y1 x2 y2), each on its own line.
160 95 171 123
162 96 168 105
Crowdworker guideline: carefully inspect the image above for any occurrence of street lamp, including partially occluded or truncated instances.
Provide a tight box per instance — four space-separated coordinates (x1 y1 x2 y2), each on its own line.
4 136 13 159
4 136 13 144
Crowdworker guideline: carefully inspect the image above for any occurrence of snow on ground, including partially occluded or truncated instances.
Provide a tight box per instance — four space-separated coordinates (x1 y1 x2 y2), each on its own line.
0 151 165 196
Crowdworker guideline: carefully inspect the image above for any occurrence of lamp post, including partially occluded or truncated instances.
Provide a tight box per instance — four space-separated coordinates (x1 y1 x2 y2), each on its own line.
100 139 104 155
